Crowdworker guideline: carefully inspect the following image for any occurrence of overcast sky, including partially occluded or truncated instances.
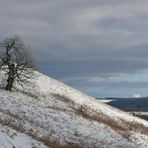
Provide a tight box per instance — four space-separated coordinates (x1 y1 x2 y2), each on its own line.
1 0 148 98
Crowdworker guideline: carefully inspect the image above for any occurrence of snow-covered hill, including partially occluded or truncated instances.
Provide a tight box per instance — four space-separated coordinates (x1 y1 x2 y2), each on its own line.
0 71 148 147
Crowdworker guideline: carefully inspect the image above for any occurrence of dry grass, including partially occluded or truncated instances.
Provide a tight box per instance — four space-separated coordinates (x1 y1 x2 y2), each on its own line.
122 120 148 134
0 110 89 148
51 94 129 137
51 93 75 106
0 117 87 148
1 93 148 147
76 105 148 138
52 93 148 139
73 105 130 138
40 139 87 148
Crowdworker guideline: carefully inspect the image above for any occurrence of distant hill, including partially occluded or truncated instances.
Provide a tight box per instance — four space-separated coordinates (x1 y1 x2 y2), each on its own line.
97 97 148 112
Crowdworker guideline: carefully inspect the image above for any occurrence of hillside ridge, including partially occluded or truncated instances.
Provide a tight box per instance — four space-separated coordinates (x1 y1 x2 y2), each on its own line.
0 71 147 147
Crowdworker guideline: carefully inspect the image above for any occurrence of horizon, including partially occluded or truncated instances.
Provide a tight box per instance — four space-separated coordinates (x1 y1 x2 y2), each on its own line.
1 0 148 98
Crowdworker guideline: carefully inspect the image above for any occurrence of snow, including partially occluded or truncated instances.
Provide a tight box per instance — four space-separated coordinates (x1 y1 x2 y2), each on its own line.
131 132 148 148
98 99 114 103
0 90 135 147
0 124 47 148
31 72 148 126
129 112 148 116
0 71 147 147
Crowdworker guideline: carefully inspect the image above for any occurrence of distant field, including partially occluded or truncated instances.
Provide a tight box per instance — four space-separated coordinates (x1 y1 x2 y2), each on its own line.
97 97 148 121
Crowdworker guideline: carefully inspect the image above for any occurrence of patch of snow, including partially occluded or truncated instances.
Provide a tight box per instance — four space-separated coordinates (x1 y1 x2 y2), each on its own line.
98 99 113 103
0 124 47 148
131 132 148 148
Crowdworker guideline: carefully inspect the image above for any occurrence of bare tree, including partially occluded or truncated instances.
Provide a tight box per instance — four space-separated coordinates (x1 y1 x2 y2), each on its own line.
0 35 35 91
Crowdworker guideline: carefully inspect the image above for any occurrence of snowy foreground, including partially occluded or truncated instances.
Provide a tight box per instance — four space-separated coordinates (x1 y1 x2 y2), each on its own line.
0 71 148 147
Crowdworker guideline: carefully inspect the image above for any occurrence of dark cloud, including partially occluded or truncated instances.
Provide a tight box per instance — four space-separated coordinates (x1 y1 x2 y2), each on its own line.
0 0 148 97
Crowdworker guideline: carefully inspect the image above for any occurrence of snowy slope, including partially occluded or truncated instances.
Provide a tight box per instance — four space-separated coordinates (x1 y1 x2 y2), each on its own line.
0 71 148 147
0 124 47 148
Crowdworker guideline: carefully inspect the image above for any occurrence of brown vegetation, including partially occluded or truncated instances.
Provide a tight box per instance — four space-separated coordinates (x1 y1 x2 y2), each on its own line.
51 93 148 139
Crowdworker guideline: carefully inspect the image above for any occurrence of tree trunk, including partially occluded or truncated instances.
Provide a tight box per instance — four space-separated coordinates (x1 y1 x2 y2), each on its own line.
5 77 14 91
5 63 15 91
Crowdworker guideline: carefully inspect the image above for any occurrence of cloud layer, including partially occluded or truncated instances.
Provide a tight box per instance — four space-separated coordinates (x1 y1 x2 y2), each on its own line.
0 0 148 97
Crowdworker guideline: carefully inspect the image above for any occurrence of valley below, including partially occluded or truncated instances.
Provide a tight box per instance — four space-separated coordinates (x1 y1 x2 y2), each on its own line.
98 97 148 121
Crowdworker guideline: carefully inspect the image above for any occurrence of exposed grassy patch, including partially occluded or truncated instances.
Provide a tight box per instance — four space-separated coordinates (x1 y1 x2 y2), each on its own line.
52 93 148 139
1 92 148 147
51 93 75 106
0 109 93 148
121 120 148 134
73 105 130 138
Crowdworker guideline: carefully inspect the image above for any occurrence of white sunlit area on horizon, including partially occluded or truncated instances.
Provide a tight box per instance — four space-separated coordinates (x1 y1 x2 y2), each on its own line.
51 72 148 98
1 0 148 98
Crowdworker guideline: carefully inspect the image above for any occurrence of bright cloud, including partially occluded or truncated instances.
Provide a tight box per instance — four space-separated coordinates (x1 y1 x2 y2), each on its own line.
132 94 141 98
